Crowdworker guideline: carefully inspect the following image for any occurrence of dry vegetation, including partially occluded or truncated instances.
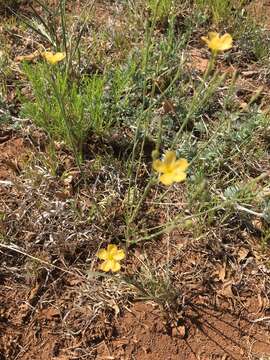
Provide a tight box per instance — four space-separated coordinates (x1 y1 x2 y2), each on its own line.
0 0 270 359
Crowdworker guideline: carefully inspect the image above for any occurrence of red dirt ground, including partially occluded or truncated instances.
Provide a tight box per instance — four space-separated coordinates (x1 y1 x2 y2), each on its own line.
0 131 29 180
1 130 270 359
94 301 270 360
1 1 270 359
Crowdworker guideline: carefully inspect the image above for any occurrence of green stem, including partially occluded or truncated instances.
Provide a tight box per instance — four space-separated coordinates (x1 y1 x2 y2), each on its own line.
50 72 82 166
127 177 157 230
171 70 224 149
134 204 224 243
203 52 217 80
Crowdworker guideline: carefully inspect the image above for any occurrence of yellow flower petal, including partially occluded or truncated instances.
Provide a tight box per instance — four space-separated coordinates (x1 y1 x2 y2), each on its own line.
42 51 66 65
201 36 210 46
99 260 112 272
202 32 232 53
110 260 121 272
97 244 125 272
153 150 188 186
114 249 125 261
219 33 233 51
107 244 118 257
53 52 66 62
163 151 176 165
208 31 218 40
153 159 167 173
159 173 174 186
174 158 189 172
96 248 108 260
172 170 187 183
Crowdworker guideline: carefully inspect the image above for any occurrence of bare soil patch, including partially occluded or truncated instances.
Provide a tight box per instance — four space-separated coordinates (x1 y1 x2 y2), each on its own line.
105 302 270 360
0 131 29 180
1 270 270 359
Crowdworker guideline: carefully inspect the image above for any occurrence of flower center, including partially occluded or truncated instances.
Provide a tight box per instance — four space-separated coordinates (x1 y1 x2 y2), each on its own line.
108 253 115 261
165 164 176 173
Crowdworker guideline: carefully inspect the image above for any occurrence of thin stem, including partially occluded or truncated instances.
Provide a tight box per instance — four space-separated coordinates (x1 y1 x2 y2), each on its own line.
203 52 217 80
128 177 157 227
134 204 224 243
171 70 225 149
50 72 82 166
60 0 68 55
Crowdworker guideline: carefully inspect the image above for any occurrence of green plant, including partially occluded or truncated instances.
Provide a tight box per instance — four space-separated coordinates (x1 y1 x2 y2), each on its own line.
147 0 174 21
21 56 139 166
236 20 270 61
194 0 246 24
21 62 107 164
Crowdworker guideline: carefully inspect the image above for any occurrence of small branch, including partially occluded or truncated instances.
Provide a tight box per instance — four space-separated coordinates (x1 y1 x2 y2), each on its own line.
251 316 270 323
235 204 264 218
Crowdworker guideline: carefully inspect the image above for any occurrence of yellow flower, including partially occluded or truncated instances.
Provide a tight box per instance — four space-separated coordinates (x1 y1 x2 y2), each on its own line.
201 32 233 53
42 51 66 65
97 244 125 272
153 151 189 186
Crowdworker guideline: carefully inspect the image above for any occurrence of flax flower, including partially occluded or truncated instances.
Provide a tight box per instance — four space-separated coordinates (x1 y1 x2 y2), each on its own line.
97 244 125 272
201 32 233 53
42 51 66 65
153 151 188 186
